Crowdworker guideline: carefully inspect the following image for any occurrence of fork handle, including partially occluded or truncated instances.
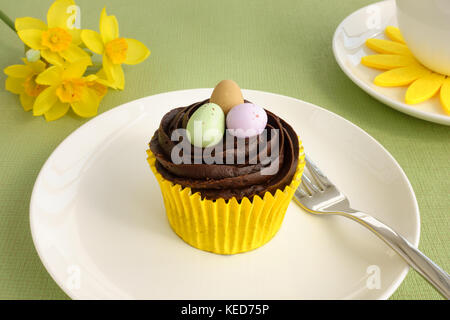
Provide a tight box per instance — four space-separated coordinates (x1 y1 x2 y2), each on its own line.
340 210 450 299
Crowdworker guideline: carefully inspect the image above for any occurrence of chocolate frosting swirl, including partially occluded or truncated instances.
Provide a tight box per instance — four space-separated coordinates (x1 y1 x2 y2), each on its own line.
149 99 299 200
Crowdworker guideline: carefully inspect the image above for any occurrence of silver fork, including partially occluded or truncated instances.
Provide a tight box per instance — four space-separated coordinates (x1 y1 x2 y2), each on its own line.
294 155 450 299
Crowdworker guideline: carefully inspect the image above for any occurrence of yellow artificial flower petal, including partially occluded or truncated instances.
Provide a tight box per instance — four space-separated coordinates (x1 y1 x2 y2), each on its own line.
439 78 450 115
361 54 418 70
374 65 431 87
33 86 58 115
405 73 445 104
124 38 150 65
19 93 35 111
44 100 70 121
36 66 63 86
100 8 119 43
71 87 101 117
62 58 91 79
81 30 104 54
4 65 32 78
385 26 406 44
364 26 450 114
40 49 65 66
47 0 76 29
18 29 44 49
15 17 47 31
5 77 25 94
366 38 412 56
103 56 125 89
60 44 91 62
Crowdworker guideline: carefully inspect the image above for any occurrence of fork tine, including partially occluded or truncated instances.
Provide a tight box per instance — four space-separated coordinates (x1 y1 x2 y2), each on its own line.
301 175 320 194
305 155 333 187
300 180 312 196
295 184 309 198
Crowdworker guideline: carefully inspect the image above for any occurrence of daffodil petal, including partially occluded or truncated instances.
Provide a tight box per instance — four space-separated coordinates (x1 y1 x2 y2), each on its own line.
62 58 91 79
47 0 76 28
18 29 44 50
124 38 150 65
68 28 82 45
374 65 431 87
20 93 35 111
361 54 418 70
92 68 113 87
5 77 25 94
85 74 108 97
33 86 58 116
60 44 91 63
44 100 70 121
366 38 412 56
96 68 107 78
86 75 98 82
90 82 108 98
103 55 124 89
4 65 32 78
100 8 119 43
40 49 65 66
26 60 47 74
71 88 101 117
15 17 47 31
405 73 445 104
439 78 450 115
81 30 104 54
385 26 406 44
36 66 63 86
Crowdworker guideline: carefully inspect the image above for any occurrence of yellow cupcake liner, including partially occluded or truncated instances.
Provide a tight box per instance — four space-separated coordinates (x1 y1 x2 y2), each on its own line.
146 143 305 255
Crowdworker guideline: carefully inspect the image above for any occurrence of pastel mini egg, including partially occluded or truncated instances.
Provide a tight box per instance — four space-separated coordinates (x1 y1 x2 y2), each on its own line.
226 103 268 138
210 80 244 115
186 103 225 147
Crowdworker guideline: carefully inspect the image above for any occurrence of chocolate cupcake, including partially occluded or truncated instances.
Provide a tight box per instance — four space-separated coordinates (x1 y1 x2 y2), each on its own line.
147 80 305 254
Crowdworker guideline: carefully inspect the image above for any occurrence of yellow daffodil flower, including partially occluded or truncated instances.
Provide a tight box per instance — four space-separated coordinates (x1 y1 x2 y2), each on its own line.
81 8 150 90
4 59 48 111
34 59 108 121
86 69 109 98
16 0 90 66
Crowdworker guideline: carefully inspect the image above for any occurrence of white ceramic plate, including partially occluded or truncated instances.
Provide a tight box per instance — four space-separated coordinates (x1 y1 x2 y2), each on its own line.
30 89 420 300
333 0 450 126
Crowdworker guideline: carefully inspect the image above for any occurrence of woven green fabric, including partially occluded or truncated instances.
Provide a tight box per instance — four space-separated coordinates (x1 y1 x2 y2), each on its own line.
0 0 448 300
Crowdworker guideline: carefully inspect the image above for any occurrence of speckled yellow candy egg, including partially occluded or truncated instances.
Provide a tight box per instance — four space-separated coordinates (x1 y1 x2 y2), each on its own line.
210 80 244 114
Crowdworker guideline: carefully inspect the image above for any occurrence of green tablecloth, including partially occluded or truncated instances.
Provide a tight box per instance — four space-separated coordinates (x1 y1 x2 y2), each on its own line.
0 0 448 300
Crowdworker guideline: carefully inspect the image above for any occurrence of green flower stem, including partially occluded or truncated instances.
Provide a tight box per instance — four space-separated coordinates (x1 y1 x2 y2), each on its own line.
0 10 15 33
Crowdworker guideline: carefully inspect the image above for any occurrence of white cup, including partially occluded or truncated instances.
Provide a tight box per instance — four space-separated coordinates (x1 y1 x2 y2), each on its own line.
396 0 450 76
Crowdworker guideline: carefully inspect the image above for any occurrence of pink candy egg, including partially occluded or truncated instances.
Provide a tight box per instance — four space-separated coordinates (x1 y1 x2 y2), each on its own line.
226 103 268 138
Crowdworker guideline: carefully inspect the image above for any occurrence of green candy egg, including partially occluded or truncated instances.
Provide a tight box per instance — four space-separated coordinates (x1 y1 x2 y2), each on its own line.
186 103 225 147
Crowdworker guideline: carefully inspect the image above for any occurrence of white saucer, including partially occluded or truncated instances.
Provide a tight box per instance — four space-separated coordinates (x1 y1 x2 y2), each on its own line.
30 89 420 299
333 0 450 126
